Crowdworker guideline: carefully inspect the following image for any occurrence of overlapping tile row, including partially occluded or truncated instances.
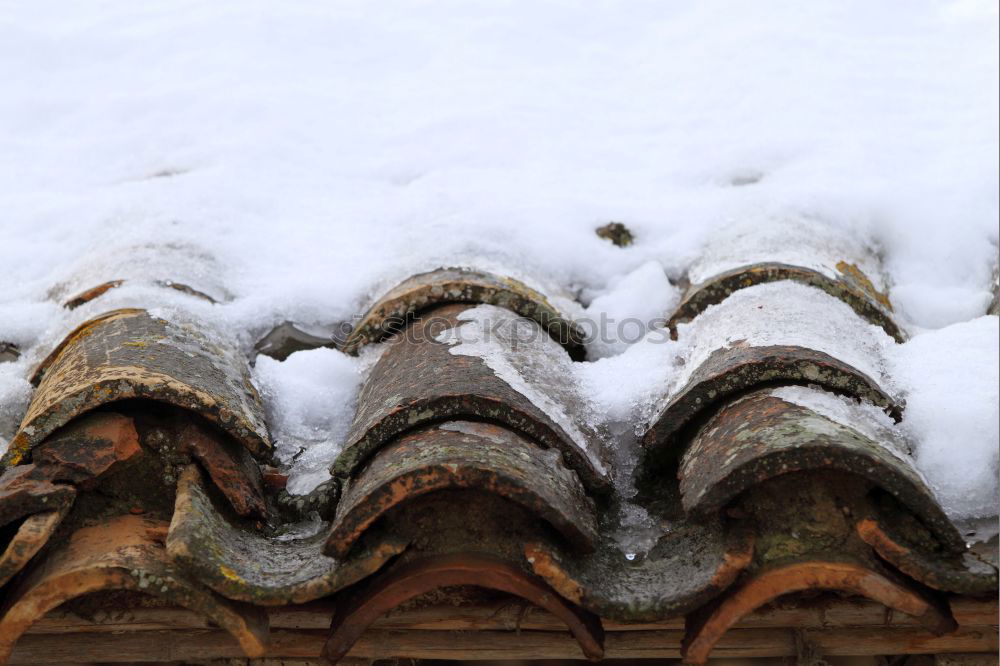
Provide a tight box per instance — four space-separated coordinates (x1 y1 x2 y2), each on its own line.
0 245 996 665
0 303 278 659
167 464 407 606
524 229 992 661
0 269 609 663
331 299 609 494
636 232 994 662
320 269 608 661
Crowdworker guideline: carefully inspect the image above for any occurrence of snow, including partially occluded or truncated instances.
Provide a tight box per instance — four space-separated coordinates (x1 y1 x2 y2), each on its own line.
888 317 1000 522
252 347 364 495
890 284 995 331
582 260 679 360
0 1 997 522
573 331 684 557
687 214 886 287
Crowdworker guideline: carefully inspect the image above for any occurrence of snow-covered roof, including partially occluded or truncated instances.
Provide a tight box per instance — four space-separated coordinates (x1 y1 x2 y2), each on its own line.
0 2 997 663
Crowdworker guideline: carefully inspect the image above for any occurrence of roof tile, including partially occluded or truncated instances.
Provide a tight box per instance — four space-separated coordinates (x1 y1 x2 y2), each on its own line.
335 303 610 493
0 514 269 662
342 267 585 357
4 309 269 467
0 257 994 664
166 465 406 606
678 387 958 549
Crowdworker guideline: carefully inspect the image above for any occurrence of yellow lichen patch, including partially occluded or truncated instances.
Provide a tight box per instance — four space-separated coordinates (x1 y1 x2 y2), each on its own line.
31 309 145 384
498 275 550 307
219 565 243 582
3 442 27 466
836 261 893 311
122 340 149 348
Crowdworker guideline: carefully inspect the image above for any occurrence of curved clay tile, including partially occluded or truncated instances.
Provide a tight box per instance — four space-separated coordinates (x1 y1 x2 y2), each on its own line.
341 267 585 357
47 410 265 520
63 279 220 310
321 553 604 662
0 412 144 584
62 279 126 310
647 281 901 467
50 239 231 306
681 558 955 664
642 344 900 466
156 279 220 304
167 465 407 605
28 411 142 488
175 420 266 519
0 466 75 532
326 421 598 558
0 515 268 661
0 507 69 589
857 509 997 595
252 321 342 361
524 521 754 623
675 216 900 339
679 472 957 664
678 388 961 551
670 262 903 342
3 309 270 467
332 304 610 494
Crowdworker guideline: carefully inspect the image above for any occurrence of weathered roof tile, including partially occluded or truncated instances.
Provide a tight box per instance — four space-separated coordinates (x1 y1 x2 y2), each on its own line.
4 309 269 468
342 267 585 357
0 515 269 662
678 387 958 550
166 465 406 606
0 260 993 665
524 521 754 622
322 553 605 662
334 303 610 494
327 421 597 558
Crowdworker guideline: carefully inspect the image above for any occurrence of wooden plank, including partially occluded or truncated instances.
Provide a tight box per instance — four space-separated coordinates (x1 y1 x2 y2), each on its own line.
28 596 997 635
8 626 998 664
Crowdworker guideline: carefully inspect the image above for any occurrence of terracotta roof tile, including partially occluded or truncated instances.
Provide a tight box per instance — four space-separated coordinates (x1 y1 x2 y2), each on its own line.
524 520 755 623
677 388 957 548
335 302 610 493
327 421 597 557
673 219 902 341
0 255 996 664
6 309 269 468
166 465 406 606
342 267 585 356
0 515 268 662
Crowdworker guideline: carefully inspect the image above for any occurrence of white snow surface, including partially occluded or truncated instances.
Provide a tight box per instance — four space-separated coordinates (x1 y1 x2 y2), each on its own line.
0 1 997 522
252 347 365 495
887 317 1000 521
582 260 679 360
